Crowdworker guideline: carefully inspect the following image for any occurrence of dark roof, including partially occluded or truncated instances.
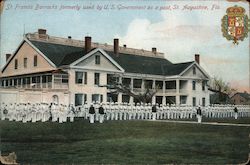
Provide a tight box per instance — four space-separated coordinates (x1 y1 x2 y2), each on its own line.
30 40 85 66
30 40 193 76
0 69 67 78
107 51 193 76
233 92 250 100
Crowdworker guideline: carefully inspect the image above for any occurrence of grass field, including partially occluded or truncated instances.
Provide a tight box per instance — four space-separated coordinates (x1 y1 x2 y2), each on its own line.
0 118 249 164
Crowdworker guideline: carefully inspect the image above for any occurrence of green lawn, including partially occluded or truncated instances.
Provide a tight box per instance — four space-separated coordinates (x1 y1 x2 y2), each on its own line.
0 118 249 164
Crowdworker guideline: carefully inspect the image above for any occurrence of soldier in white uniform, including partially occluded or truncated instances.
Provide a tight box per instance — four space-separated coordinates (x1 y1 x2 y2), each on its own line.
22 103 28 123
110 102 115 120
104 102 110 120
118 103 123 120
94 102 100 121
114 102 119 120
31 104 37 122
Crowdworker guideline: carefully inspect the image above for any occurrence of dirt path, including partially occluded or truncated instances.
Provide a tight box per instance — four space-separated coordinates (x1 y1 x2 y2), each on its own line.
147 120 250 127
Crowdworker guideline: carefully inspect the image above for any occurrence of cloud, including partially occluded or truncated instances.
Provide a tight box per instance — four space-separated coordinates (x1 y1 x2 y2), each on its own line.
118 0 249 93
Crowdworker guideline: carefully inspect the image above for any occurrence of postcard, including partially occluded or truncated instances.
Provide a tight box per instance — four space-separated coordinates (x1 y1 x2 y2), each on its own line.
0 0 249 164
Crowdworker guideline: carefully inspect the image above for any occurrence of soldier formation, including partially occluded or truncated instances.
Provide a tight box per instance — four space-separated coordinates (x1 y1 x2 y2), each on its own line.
0 102 249 124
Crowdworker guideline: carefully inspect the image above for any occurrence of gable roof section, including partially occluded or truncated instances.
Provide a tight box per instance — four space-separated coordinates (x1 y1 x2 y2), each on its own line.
30 40 85 67
179 61 210 79
70 48 125 72
1 40 26 73
1 38 57 73
232 92 250 100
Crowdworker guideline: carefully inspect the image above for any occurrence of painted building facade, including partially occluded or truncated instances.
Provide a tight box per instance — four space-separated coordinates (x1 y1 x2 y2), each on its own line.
0 29 210 106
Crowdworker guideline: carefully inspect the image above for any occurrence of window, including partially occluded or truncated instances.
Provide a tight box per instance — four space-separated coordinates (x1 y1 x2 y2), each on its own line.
202 81 206 91
122 95 130 103
14 59 18 69
156 96 163 105
155 81 163 89
5 80 8 87
32 77 37 83
62 75 69 83
84 72 87 84
75 94 83 106
24 58 27 68
18 78 21 86
23 78 27 85
122 78 131 87
9 79 13 86
107 74 113 85
34 55 37 67
47 75 52 82
1 80 4 87
75 71 83 84
192 97 196 106
94 73 100 85
95 55 100 64
14 79 18 86
180 96 187 104
192 81 196 90
193 67 196 75
107 93 118 102
145 80 153 89
202 98 205 106
133 79 142 88
92 94 102 102
42 75 47 83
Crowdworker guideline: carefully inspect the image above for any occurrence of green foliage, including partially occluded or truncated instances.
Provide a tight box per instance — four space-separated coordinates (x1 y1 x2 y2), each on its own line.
208 77 236 104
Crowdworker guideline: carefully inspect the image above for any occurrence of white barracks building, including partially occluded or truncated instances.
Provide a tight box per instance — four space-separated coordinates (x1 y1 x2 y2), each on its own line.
0 29 210 106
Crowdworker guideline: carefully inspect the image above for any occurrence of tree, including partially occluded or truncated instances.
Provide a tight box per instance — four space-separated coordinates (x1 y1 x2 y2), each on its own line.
101 75 158 103
208 77 236 104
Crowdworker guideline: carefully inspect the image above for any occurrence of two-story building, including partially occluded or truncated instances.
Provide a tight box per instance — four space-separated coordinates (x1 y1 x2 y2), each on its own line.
0 29 210 106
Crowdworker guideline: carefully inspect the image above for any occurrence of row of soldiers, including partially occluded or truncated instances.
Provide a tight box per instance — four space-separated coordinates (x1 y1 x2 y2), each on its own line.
0 102 249 123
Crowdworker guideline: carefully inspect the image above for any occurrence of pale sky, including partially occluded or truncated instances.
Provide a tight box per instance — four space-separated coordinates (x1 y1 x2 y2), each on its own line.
0 0 249 92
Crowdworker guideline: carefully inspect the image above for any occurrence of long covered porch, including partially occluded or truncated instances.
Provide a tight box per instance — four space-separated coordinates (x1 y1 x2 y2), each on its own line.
0 70 69 90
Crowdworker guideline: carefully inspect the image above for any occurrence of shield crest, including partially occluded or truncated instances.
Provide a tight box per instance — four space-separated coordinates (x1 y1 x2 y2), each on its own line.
221 6 249 45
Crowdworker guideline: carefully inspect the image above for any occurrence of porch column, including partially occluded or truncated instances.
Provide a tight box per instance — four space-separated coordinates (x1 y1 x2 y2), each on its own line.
162 81 166 105
40 76 42 89
176 79 180 105
52 75 54 89
129 96 134 104
130 78 134 104
141 79 145 90
152 80 156 104
130 78 134 91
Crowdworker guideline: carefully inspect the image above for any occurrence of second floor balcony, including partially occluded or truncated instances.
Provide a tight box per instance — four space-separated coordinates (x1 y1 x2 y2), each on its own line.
0 70 69 90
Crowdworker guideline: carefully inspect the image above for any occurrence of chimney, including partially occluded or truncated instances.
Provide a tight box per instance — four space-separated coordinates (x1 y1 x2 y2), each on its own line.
195 54 200 64
38 29 47 39
6 54 11 62
38 29 46 35
114 38 119 55
152 47 157 54
85 36 92 53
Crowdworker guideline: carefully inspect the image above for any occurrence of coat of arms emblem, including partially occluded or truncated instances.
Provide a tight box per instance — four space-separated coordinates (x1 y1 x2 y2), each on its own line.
221 6 249 45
